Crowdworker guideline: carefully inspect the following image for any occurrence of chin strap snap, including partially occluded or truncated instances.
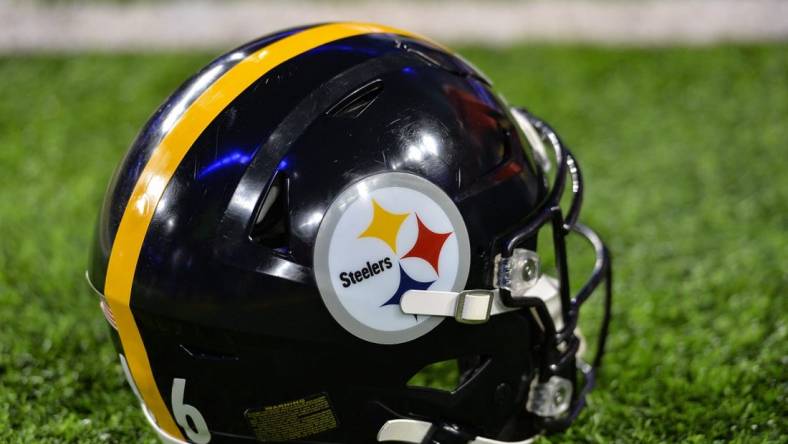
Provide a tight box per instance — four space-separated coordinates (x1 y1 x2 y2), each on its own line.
377 419 535 444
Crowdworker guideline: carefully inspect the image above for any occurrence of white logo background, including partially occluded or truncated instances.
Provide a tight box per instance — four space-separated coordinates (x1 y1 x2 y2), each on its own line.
327 186 461 332
314 173 471 344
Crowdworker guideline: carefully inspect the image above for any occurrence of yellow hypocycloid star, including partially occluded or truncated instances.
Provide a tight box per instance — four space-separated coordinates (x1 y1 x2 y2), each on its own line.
358 199 410 253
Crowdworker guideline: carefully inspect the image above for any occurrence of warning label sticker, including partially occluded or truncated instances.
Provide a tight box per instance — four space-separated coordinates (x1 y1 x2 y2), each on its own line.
245 393 339 441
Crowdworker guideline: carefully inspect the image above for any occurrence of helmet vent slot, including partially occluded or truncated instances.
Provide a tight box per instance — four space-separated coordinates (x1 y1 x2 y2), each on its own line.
325 79 383 119
250 173 290 253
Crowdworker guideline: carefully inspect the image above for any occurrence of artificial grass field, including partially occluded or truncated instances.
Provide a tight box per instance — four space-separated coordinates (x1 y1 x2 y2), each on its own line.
0 44 786 443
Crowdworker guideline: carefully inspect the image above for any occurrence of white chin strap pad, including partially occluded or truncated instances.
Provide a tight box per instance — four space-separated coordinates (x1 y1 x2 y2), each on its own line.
377 419 535 444
400 275 562 328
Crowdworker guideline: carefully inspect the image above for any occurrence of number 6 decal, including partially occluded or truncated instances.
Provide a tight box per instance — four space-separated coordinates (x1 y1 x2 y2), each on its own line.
171 378 211 443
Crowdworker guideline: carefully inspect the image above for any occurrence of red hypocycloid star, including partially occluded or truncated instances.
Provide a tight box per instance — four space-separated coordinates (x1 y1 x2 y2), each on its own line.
402 215 452 274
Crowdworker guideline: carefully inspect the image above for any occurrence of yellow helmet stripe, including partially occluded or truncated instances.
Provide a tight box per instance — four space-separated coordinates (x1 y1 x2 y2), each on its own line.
104 23 426 440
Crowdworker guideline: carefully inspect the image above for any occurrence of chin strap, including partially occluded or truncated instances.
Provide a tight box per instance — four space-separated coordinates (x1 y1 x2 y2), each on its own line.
377 419 535 444
400 275 563 330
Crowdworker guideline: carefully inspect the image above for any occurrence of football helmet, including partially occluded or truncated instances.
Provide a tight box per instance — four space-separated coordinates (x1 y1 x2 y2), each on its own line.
87 22 612 444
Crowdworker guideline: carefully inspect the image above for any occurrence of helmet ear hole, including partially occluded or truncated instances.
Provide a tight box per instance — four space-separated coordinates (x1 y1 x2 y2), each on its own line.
250 173 290 253
458 354 485 386
406 355 489 393
407 358 460 392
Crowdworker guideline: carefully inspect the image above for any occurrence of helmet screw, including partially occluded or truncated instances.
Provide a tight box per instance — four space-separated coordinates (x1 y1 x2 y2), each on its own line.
554 386 567 406
522 257 539 283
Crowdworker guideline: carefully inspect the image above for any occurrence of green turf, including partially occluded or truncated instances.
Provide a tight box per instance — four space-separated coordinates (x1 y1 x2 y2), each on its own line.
0 45 786 443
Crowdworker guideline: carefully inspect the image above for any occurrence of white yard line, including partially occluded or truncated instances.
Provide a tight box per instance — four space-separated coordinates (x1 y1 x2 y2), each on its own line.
1 0 787 52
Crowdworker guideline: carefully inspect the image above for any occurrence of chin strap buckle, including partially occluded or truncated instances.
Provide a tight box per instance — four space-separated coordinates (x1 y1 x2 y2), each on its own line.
525 375 573 418
454 290 495 324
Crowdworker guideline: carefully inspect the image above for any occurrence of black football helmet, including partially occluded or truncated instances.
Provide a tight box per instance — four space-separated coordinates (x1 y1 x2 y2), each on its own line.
87 22 612 444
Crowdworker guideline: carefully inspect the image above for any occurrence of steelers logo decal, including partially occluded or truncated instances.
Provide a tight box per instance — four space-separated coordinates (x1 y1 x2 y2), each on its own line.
314 173 470 344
